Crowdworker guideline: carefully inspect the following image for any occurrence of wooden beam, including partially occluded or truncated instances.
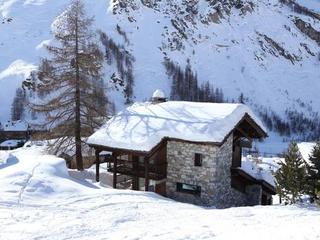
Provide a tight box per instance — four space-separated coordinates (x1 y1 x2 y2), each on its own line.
235 126 252 141
132 155 139 190
243 113 268 138
239 139 252 148
95 149 101 182
113 153 117 189
87 143 149 156
144 156 149 191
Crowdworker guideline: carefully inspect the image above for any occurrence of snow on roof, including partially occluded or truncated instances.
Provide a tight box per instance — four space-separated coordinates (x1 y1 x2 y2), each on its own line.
1 120 29 131
0 139 23 147
241 156 276 187
87 101 267 152
152 89 166 99
297 142 316 162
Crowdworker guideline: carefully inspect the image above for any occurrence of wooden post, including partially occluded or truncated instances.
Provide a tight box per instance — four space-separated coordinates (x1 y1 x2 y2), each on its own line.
95 149 100 182
113 153 117 189
132 155 139 190
144 156 149 191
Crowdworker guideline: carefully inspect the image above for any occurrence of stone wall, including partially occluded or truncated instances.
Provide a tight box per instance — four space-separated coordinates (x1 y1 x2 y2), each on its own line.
166 139 219 205
166 134 260 208
209 134 248 208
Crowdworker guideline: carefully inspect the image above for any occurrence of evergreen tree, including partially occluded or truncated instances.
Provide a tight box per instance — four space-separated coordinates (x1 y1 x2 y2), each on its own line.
238 93 245 104
29 0 108 170
164 59 226 103
99 31 135 104
11 88 26 121
306 142 320 202
275 142 307 204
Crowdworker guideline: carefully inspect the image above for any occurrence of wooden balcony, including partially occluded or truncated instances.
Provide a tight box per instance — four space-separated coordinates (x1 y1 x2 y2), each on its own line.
107 159 167 181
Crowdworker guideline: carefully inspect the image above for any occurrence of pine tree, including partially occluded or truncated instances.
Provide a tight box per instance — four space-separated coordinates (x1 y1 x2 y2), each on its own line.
29 0 108 170
238 93 245 104
306 142 320 202
11 88 26 121
275 142 307 204
99 31 135 104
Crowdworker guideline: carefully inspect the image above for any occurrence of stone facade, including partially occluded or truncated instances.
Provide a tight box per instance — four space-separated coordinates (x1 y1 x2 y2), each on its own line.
166 134 262 208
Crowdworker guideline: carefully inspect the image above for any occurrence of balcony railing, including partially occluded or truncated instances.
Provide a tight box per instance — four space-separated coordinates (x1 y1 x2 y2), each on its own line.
108 159 167 180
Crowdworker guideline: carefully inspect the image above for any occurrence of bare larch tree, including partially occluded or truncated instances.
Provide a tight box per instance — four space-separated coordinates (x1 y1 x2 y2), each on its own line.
29 0 108 170
11 87 26 121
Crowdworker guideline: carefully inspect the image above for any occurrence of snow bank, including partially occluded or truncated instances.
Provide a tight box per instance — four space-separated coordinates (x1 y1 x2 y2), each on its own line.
0 151 10 166
0 146 98 205
0 144 319 240
87 101 266 152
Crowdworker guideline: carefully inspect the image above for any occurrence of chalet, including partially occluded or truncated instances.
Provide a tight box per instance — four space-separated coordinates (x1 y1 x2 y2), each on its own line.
0 139 25 150
0 120 47 149
0 120 31 141
0 120 31 149
87 90 275 208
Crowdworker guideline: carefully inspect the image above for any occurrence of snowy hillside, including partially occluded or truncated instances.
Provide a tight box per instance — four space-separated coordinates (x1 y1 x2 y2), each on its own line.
1 0 320 152
0 147 319 240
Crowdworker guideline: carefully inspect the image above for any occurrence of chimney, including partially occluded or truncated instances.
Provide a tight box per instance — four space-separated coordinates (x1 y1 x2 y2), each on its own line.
151 89 167 103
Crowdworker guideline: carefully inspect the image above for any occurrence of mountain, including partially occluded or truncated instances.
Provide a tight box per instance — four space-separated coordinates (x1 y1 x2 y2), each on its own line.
0 0 320 153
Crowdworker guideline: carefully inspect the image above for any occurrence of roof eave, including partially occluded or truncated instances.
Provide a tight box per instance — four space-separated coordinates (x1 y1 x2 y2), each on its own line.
87 143 150 156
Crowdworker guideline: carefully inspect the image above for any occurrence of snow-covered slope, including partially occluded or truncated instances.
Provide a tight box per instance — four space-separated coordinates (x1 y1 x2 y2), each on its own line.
296 0 320 13
0 147 320 240
0 146 96 205
1 0 320 151
298 141 316 162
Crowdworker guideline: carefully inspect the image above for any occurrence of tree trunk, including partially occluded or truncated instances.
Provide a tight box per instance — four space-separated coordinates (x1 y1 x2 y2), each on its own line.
75 11 83 171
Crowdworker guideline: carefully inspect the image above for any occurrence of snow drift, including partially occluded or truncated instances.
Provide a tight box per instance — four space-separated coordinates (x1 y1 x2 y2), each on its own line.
0 146 320 240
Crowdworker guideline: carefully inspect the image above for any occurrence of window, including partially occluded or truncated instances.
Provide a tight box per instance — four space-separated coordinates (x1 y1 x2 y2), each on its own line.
194 153 202 166
176 182 201 196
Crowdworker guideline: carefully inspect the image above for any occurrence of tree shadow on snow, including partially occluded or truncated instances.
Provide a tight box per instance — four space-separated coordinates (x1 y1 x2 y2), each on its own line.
295 202 320 211
67 170 99 189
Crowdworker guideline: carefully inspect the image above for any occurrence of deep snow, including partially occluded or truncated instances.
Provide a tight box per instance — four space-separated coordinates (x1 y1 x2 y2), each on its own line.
0 146 319 240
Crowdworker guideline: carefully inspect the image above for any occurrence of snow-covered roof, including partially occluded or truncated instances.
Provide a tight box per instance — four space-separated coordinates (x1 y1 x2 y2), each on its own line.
241 156 276 187
1 120 29 131
152 89 166 99
297 142 316 162
87 101 267 152
0 139 23 147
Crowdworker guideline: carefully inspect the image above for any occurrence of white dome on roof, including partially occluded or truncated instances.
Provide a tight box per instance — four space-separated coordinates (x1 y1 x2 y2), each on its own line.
152 89 166 99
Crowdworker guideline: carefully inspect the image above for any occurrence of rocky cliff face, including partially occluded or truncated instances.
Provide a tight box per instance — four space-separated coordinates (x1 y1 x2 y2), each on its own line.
0 0 320 149
105 0 320 110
